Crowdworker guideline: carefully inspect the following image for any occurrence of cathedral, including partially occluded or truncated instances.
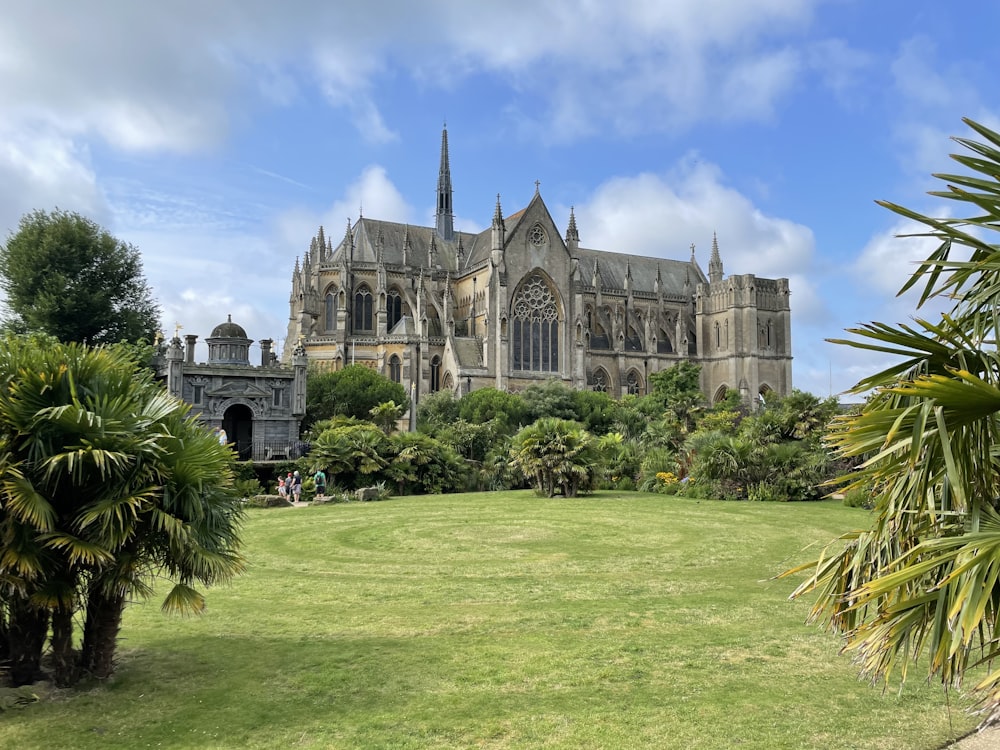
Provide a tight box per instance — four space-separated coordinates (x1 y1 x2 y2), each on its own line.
284 128 792 410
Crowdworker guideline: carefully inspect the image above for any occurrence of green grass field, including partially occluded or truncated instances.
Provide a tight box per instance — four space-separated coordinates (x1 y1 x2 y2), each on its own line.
0 491 980 749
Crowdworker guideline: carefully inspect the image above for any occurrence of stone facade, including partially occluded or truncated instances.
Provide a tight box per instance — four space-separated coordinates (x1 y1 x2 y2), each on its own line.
283 127 792 408
156 316 308 460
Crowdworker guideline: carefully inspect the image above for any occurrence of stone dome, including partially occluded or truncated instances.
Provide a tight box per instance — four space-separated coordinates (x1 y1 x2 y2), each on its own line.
210 314 248 339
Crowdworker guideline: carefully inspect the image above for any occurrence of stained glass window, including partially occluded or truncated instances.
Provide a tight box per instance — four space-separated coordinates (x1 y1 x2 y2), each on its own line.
511 274 559 372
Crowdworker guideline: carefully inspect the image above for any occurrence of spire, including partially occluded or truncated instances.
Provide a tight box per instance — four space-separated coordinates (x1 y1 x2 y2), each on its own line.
429 232 438 268
456 233 464 263
435 123 454 241
565 206 579 250
402 225 411 266
491 193 506 256
709 231 723 283
690 242 696 263
655 264 662 295
492 194 505 231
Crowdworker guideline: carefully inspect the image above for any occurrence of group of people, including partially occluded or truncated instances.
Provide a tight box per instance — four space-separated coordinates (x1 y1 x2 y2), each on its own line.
276 469 327 502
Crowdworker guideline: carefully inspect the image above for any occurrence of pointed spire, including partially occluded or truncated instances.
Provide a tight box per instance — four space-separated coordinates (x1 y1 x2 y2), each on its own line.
690 242 696 263
402 225 411 266
429 232 438 268
655 264 662 295
343 219 354 250
317 225 326 250
492 194 505 231
436 123 454 241
709 231 723 283
566 206 579 245
592 259 600 288
457 233 465 263
376 227 385 262
625 259 632 292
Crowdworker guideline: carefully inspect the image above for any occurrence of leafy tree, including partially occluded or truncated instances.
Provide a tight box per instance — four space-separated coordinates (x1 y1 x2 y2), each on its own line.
370 400 405 434
306 422 389 489
304 364 407 428
786 119 1000 726
457 387 527 430
0 209 160 344
0 334 244 687
416 390 460 433
570 388 618 435
386 432 469 495
648 361 704 409
521 380 578 422
509 418 598 498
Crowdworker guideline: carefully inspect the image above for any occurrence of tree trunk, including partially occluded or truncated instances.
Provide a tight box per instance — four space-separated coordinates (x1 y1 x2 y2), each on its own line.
6 592 48 687
79 585 126 680
49 604 77 687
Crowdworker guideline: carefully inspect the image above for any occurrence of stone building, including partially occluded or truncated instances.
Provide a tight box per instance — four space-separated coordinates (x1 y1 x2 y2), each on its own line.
284 127 792 408
156 316 308 460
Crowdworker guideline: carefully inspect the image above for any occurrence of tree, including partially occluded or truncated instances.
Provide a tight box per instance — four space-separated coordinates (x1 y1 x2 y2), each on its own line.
458 387 527 430
0 209 160 344
304 364 407 428
0 334 244 687
370 400 405 434
785 119 1000 726
510 418 598 498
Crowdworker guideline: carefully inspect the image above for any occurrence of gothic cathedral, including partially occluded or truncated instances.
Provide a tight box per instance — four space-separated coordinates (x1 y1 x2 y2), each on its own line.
285 127 792 409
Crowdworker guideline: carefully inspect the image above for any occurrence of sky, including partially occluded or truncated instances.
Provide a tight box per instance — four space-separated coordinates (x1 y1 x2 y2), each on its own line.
1 0 997 399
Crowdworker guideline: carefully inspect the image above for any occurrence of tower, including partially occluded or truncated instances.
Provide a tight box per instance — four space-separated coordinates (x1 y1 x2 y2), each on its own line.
435 124 454 241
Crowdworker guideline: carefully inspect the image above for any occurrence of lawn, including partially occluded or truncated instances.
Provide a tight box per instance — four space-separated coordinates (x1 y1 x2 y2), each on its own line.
0 491 980 749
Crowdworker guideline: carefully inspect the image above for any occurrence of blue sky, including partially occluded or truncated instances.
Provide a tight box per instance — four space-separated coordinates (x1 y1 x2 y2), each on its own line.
1 0 997 398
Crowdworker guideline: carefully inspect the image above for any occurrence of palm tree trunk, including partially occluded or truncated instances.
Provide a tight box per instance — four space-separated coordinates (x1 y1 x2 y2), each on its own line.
49 604 77 687
6 592 48 687
79 585 126 680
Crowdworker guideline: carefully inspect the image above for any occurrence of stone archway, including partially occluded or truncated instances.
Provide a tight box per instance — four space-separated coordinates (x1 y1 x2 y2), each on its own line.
223 403 254 461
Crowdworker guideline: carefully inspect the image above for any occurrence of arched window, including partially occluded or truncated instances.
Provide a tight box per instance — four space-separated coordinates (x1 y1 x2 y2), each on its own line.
388 354 401 383
354 285 373 332
592 369 609 392
386 289 403 331
430 355 441 392
511 273 559 372
325 292 337 332
626 371 641 395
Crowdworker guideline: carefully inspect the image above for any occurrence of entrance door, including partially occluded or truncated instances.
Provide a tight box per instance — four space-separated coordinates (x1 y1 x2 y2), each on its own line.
223 404 253 461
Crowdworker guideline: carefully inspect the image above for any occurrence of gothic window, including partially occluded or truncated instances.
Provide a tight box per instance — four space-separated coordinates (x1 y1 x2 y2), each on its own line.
192 384 204 404
714 322 721 349
386 289 403 331
528 223 546 246
430 355 441 392
389 354 401 383
353 285 373 332
325 292 337 332
626 371 641 395
657 328 673 354
592 369 608 392
511 273 559 372
272 387 284 408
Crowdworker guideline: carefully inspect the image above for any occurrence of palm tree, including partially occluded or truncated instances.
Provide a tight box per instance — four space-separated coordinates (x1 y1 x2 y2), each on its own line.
784 119 1000 726
510 417 597 497
0 335 244 686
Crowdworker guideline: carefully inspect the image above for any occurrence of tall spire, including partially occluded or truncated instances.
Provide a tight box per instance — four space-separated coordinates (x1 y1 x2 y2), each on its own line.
435 123 454 241
708 231 723 283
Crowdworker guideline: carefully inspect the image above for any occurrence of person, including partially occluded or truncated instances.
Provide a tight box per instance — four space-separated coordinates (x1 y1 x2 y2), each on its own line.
313 469 327 498
277 476 286 499
291 470 302 502
216 427 228 446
